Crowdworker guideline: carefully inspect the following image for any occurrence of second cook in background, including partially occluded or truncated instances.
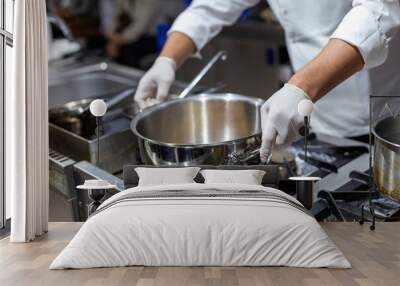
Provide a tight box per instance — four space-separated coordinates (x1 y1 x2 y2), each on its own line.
133 0 400 161
105 0 158 68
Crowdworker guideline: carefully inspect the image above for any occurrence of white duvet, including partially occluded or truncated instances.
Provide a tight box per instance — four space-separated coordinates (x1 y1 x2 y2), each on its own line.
50 183 351 269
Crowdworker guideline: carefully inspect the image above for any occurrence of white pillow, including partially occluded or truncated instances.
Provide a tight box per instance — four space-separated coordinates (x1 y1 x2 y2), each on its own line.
200 169 266 185
135 167 201 186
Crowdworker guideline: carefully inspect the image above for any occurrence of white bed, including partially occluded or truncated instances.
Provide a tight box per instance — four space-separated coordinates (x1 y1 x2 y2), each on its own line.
50 183 351 269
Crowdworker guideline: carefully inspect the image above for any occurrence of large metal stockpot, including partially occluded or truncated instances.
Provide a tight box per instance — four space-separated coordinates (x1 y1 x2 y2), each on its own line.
131 93 264 166
373 116 400 202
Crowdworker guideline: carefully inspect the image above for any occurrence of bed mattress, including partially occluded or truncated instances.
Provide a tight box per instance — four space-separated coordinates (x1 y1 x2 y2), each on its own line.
50 183 351 269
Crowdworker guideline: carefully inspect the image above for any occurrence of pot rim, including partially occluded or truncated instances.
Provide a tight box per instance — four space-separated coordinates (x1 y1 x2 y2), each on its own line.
131 93 264 148
372 117 400 150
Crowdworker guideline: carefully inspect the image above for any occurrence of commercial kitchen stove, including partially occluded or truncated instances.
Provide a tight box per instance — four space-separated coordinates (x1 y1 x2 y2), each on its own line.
48 61 400 223
286 134 400 223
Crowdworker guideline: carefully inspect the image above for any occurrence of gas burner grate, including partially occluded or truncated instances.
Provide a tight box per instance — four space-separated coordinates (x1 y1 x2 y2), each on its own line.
313 170 400 224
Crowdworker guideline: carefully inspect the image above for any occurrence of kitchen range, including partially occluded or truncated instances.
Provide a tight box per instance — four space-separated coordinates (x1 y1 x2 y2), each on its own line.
47 59 400 225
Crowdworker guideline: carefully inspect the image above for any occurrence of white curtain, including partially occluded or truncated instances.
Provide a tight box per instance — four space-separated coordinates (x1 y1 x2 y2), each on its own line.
7 0 49 242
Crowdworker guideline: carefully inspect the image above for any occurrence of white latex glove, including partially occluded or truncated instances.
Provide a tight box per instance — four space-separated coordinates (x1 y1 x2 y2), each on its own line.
260 83 313 163
134 57 177 110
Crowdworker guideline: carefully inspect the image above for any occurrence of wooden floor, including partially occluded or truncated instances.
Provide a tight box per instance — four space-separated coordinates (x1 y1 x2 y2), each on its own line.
0 222 399 286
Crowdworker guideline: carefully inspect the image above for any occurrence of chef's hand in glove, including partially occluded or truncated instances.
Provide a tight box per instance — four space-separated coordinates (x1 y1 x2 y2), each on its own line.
134 57 177 110
260 83 313 163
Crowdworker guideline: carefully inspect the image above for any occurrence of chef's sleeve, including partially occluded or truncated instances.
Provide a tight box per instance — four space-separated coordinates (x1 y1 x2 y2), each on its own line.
169 0 260 53
331 0 400 69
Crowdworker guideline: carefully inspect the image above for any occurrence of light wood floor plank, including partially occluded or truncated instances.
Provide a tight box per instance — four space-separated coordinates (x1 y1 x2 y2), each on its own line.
0 222 399 286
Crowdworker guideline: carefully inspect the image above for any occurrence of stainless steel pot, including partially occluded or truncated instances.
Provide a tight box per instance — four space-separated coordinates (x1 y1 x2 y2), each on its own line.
373 116 400 202
131 93 264 166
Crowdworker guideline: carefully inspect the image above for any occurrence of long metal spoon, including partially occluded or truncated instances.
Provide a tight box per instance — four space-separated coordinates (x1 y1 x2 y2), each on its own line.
178 51 228 99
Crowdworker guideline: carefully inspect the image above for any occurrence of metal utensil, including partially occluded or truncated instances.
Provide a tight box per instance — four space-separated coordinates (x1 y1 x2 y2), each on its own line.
50 88 135 118
50 88 135 137
104 88 135 110
178 51 227 99
137 51 227 112
228 148 272 165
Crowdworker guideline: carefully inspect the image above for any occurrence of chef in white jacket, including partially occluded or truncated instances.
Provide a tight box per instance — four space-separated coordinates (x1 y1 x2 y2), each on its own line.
134 0 400 162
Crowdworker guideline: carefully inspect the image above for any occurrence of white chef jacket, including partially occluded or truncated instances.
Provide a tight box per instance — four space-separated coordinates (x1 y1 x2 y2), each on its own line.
169 0 400 138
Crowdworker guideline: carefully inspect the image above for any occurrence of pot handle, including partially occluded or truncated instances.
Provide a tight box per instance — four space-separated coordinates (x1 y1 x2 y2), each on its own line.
178 51 228 99
134 51 228 112
228 148 272 165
